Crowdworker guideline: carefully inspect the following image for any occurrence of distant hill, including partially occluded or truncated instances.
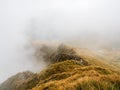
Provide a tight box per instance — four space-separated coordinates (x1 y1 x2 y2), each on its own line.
0 71 37 90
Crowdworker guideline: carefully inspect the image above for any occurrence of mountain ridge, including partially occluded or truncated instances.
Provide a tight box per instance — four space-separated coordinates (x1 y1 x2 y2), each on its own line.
0 44 120 90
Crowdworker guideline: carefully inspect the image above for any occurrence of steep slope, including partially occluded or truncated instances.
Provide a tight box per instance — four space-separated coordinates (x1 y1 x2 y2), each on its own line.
0 45 120 90
32 60 120 90
1 60 120 90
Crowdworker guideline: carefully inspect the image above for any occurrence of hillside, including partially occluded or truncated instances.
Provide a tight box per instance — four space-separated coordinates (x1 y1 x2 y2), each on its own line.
0 44 120 90
0 71 37 90
32 60 120 90
1 60 120 90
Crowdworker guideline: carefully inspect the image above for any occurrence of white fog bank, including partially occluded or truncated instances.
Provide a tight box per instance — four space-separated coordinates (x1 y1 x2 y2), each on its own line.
0 0 120 83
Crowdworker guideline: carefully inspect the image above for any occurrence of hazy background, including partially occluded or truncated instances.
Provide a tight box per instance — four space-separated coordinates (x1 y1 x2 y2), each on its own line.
0 0 120 83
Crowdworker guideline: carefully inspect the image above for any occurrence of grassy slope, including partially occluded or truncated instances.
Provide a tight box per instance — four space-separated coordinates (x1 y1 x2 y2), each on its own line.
32 60 120 90
1 47 120 90
76 48 120 72
31 48 120 90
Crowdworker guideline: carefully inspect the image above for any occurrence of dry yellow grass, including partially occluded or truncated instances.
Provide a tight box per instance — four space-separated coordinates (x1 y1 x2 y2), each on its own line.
32 60 120 90
1 45 120 90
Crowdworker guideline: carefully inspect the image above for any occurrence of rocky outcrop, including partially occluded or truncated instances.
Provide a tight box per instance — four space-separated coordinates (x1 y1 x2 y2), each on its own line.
54 53 89 65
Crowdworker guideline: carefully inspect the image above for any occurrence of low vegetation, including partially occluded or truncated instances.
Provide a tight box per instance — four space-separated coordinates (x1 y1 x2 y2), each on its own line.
0 44 120 90
32 60 120 90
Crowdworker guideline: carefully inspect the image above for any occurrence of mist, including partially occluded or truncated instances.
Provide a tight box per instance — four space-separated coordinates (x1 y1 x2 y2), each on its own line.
0 0 120 83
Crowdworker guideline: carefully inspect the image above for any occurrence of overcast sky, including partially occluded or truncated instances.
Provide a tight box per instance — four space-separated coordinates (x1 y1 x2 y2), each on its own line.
0 0 120 83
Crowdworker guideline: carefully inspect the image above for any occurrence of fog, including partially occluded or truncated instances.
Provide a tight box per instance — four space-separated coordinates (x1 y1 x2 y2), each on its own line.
0 0 120 83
